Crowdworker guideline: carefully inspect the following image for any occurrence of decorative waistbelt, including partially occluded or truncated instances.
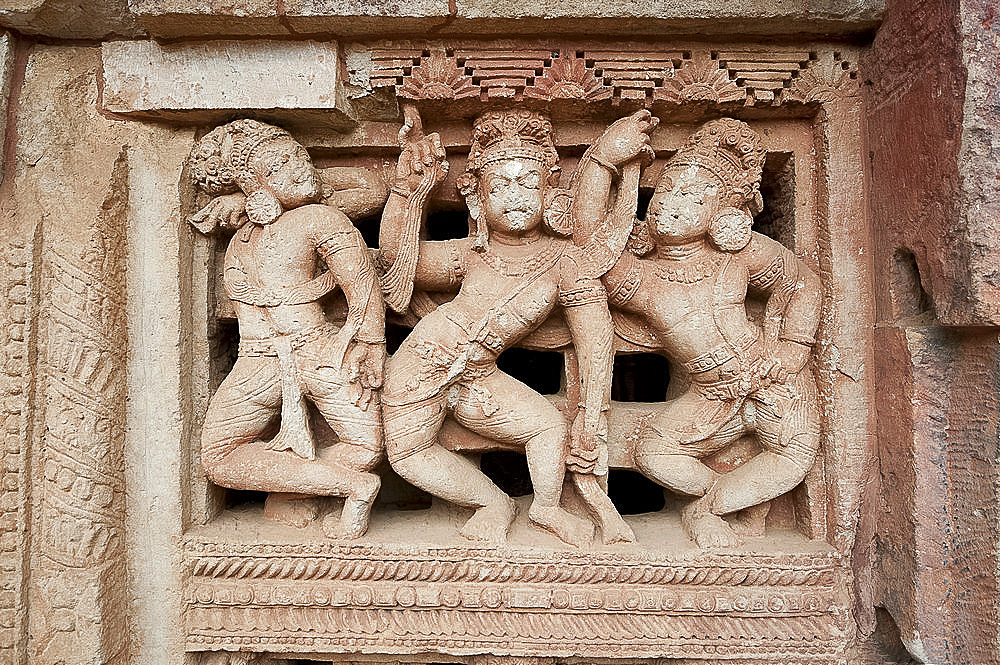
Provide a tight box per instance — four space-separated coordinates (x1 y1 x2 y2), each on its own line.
684 330 758 375
238 323 338 357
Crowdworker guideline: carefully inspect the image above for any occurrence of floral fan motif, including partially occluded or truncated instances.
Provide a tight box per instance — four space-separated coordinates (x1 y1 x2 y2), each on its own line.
656 59 745 104
784 56 858 104
400 50 478 100
525 54 611 102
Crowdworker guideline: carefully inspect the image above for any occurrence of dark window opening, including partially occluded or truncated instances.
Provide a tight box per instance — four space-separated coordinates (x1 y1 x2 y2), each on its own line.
611 353 669 402
607 469 665 515
754 153 796 250
426 207 469 241
481 451 533 497
497 348 564 395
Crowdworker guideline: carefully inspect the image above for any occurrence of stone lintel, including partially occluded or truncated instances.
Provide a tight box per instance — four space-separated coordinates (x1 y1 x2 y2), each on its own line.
127 0 883 39
100 39 356 132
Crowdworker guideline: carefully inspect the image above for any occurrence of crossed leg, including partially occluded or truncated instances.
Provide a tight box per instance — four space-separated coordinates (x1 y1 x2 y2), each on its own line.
201 356 381 538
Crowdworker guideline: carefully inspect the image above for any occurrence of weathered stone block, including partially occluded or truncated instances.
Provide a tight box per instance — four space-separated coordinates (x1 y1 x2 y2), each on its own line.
0 0 143 39
101 39 355 130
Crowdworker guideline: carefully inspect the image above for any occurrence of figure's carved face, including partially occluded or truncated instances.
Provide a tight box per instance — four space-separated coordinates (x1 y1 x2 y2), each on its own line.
478 159 545 235
647 164 722 243
247 136 321 209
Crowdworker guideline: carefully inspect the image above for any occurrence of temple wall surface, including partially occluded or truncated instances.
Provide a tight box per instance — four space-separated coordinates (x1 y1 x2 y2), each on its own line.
0 0 997 664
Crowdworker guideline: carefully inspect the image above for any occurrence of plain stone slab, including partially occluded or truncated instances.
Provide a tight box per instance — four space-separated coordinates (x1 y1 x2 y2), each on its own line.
127 0 882 38
100 39 355 129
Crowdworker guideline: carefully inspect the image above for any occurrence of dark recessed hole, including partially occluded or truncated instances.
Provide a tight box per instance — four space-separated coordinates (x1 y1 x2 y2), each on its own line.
611 353 669 402
575 50 585 58
754 154 796 250
210 318 240 388
607 469 665 515
890 248 933 319
354 211 381 249
636 186 653 220
386 322 413 355
426 208 469 241
497 348 564 395
481 451 533 497
226 489 267 510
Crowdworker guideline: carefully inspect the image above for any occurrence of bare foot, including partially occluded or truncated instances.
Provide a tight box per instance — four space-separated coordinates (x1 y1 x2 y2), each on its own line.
729 502 769 537
321 472 380 540
600 514 637 545
529 503 594 547
460 496 517 544
263 493 321 528
681 500 743 549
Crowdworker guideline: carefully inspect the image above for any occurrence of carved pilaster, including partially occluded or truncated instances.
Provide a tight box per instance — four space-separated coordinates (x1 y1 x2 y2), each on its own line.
30 152 131 664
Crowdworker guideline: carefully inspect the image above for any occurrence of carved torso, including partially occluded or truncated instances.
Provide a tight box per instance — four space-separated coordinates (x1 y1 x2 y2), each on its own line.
223 204 336 338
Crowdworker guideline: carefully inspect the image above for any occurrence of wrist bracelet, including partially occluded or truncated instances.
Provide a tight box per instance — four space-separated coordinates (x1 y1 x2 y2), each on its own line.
589 152 620 178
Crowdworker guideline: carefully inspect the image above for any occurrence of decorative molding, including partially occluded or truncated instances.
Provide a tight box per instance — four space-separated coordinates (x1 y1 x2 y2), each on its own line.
0 237 33 661
370 45 858 107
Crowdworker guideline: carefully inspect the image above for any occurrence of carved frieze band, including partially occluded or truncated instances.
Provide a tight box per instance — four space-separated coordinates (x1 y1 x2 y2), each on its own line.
0 239 32 659
370 47 859 106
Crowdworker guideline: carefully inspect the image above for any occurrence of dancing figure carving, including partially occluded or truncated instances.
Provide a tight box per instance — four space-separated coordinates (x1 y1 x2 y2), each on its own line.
379 107 631 546
573 112 823 548
188 119 386 539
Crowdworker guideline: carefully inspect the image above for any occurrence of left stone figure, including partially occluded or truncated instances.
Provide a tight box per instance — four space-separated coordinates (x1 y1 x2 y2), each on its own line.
187 119 387 539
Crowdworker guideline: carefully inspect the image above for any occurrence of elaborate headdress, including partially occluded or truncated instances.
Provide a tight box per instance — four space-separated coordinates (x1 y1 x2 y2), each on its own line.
188 119 291 196
660 117 766 215
457 109 563 249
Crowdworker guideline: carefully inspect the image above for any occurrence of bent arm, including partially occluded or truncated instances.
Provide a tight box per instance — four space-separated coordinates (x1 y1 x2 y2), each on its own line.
743 232 822 365
313 210 385 343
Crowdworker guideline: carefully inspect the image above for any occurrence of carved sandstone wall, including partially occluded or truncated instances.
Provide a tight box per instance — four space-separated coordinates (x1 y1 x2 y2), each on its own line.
0 0 996 664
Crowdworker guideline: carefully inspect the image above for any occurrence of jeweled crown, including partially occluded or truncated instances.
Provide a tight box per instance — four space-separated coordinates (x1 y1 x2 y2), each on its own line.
466 109 559 175
663 118 766 213
188 119 291 196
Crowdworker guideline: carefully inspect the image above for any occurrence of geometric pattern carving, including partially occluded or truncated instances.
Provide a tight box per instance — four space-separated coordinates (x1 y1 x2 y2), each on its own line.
0 238 32 661
32 152 131 664
371 45 858 107
185 541 847 660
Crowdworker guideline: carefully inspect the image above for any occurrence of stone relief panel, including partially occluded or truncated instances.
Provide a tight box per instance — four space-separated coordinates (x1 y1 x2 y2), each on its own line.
167 39 868 664
31 154 131 664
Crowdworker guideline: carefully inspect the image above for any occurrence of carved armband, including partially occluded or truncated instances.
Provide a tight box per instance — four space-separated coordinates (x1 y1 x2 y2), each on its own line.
558 282 607 308
748 254 785 290
606 254 643 306
445 242 467 288
315 230 360 261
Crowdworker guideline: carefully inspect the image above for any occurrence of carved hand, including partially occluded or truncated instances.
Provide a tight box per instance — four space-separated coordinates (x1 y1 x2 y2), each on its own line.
566 410 602 474
762 340 811 385
591 110 659 168
394 105 449 197
344 340 386 410
189 192 248 233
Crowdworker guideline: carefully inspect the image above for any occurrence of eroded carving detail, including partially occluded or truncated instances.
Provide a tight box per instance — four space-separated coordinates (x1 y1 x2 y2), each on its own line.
33 153 131 664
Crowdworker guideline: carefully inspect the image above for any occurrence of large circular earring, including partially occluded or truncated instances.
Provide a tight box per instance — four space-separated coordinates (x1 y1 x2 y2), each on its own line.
708 206 753 251
245 189 283 225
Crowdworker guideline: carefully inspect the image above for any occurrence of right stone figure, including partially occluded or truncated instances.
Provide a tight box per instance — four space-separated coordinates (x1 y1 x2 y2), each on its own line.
572 113 823 548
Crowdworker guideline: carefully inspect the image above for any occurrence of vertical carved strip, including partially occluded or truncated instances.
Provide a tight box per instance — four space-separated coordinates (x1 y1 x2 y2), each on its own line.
32 152 131 664
0 235 34 664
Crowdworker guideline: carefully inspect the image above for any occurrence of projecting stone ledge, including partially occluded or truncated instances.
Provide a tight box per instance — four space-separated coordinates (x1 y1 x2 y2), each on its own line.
127 0 884 39
100 39 356 131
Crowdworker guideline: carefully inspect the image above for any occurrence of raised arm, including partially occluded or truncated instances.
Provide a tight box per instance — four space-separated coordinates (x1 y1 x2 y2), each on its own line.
741 231 822 379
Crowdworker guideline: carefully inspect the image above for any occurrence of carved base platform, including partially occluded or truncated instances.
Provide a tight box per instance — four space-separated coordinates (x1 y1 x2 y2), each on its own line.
184 502 848 662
